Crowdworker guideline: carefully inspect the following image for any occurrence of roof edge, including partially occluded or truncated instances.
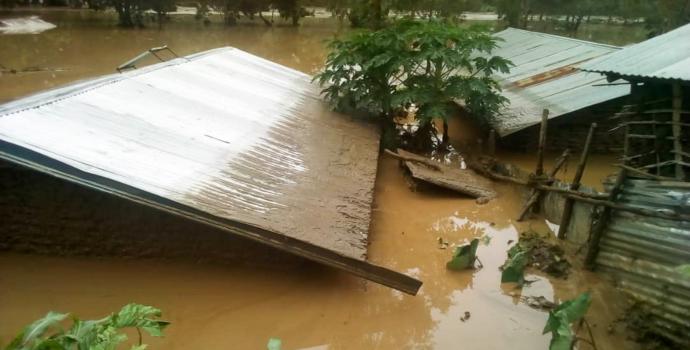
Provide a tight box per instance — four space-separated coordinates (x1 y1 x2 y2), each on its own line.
494 27 622 50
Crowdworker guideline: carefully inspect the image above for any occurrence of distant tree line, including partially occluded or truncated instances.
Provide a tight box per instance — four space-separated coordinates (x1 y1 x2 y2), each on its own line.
1 0 688 34
493 0 690 35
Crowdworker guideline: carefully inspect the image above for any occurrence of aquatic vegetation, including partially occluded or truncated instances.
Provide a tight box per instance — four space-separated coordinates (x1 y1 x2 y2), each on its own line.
3 304 168 350
542 292 593 350
446 238 480 270
501 230 571 285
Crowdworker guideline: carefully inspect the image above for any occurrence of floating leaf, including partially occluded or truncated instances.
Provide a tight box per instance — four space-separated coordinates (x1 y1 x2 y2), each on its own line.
5 311 68 350
501 250 527 284
446 238 479 270
543 292 592 350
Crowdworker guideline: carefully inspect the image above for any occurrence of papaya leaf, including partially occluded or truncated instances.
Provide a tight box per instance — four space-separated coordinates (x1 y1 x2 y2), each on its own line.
112 304 169 337
5 311 68 350
446 238 479 270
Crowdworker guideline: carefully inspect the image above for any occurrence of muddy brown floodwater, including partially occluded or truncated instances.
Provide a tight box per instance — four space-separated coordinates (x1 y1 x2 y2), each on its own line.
1 10 639 349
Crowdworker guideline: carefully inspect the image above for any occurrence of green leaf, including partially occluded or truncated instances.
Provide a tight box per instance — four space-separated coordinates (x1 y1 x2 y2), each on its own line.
501 251 527 284
267 338 282 350
542 293 592 350
112 304 169 337
446 238 479 270
6 311 68 350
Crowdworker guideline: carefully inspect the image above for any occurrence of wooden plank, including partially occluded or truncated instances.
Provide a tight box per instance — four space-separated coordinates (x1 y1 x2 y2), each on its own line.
395 149 497 201
672 83 685 180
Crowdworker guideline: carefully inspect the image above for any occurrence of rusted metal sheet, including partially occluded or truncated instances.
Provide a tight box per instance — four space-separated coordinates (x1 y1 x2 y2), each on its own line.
596 178 690 345
487 28 631 136
582 23 690 82
0 47 422 295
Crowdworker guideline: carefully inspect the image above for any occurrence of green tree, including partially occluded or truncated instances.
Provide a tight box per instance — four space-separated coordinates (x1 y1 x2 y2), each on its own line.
315 20 511 150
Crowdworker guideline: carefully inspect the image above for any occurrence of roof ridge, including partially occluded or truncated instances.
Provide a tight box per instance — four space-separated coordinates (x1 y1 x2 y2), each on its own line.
497 27 621 50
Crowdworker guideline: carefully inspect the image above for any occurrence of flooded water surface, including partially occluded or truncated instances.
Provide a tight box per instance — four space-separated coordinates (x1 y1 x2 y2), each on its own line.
1 10 638 349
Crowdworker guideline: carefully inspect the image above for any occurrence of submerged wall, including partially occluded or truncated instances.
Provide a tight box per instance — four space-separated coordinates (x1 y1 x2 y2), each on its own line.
0 161 302 268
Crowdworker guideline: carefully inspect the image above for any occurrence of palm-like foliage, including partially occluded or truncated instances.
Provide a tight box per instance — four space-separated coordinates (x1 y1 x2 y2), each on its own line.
315 20 511 141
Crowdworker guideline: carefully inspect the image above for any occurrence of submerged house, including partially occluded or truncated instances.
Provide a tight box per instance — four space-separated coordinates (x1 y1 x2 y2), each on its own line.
0 48 421 295
579 24 690 347
485 28 631 153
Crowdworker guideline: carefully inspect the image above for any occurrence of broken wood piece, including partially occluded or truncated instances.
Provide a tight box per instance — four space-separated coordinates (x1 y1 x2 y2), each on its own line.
517 149 570 221
535 109 549 177
384 149 441 171
585 168 627 269
392 149 497 202
558 123 596 239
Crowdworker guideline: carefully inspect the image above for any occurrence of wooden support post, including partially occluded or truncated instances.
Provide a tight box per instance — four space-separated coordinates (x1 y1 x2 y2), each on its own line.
535 109 549 177
488 129 496 156
557 123 597 239
672 83 685 180
517 149 570 221
585 168 627 270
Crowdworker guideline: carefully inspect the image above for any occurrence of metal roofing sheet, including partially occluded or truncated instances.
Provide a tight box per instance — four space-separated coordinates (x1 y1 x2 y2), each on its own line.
489 28 630 136
0 47 422 294
596 179 690 345
581 23 690 82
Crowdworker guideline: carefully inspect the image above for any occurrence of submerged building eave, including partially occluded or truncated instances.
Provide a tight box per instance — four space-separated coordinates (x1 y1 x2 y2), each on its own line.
486 28 631 137
0 47 422 295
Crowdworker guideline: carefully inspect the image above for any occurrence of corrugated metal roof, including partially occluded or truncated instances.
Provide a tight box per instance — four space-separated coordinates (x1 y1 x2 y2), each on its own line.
581 23 690 82
0 47 422 295
489 28 630 136
596 178 690 346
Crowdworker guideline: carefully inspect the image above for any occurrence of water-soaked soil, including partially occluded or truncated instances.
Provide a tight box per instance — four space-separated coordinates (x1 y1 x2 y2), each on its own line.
0 10 639 349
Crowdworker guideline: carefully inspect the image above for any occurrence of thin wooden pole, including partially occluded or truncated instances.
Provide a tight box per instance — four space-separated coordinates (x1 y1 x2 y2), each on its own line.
672 83 685 180
557 123 597 239
585 168 627 269
535 109 549 177
517 149 570 221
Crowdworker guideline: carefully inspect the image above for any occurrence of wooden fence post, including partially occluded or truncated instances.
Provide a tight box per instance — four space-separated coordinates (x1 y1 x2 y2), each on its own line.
557 123 597 239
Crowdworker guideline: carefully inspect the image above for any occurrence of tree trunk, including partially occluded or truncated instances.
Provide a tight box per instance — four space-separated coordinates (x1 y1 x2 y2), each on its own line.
258 12 272 26
442 119 449 146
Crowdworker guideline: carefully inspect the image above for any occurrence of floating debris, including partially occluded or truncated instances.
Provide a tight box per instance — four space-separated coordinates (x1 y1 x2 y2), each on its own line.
0 16 56 35
507 231 571 279
460 311 471 322
446 238 480 270
522 296 557 311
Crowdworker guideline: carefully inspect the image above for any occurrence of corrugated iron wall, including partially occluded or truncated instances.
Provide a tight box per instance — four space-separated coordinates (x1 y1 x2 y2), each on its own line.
595 178 690 346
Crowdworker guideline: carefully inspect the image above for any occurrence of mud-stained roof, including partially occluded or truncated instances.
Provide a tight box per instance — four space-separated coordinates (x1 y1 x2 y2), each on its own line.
581 23 690 82
489 28 631 136
0 48 422 294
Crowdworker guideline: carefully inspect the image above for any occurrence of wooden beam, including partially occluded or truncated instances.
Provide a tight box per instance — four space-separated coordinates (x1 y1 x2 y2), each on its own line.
517 149 569 221
535 109 549 177
672 83 686 180
615 164 678 181
558 123 596 239
585 169 627 269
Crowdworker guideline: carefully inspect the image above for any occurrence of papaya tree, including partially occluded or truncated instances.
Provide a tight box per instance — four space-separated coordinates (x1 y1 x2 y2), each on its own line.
315 20 511 151
2 304 168 350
